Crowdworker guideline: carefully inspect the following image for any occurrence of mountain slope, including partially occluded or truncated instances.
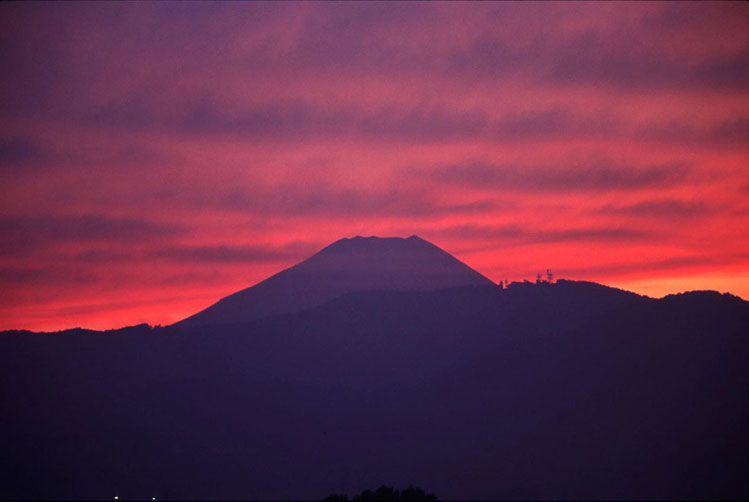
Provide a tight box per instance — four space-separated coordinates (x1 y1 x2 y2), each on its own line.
3 235 748 500
2 281 747 500
176 235 494 328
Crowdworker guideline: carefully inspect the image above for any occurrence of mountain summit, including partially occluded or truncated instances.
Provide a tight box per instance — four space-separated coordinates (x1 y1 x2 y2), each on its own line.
176 235 493 327
4 240 749 500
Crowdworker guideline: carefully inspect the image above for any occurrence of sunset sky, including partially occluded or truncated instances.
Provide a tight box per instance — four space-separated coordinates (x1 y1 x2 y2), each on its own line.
1 2 748 331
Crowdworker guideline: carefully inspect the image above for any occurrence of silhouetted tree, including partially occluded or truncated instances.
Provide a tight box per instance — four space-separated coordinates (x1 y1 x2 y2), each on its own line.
324 494 350 502
547 269 554 283
401 485 438 502
375 485 399 500
326 484 438 502
354 488 377 502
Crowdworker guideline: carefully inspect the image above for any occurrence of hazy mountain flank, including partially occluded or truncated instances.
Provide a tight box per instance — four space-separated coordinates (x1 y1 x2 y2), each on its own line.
177 235 493 328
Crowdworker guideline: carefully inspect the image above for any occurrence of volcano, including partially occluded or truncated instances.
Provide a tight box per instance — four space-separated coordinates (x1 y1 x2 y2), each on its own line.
177 235 493 327
2 236 748 501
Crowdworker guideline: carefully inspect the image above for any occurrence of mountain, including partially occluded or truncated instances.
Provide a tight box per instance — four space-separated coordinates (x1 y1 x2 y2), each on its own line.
1 238 748 500
176 235 493 327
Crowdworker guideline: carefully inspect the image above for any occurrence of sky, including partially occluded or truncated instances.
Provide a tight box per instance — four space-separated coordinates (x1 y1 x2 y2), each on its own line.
1 1 748 331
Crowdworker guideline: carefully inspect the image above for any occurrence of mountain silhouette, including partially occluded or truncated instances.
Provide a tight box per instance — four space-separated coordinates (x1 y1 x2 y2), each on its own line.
177 235 493 327
1 237 748 500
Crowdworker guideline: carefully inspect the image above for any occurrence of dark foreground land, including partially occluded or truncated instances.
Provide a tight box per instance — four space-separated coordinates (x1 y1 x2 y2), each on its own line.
2 280 748 500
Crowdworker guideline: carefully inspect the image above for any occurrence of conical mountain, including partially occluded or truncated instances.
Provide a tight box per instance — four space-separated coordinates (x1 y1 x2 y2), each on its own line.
176 235 493 327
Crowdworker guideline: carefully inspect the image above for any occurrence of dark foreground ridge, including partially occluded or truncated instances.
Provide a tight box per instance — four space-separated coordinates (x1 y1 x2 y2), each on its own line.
1 236 748 500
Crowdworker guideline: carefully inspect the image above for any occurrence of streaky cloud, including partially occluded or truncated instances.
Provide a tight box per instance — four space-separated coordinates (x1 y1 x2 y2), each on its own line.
424 160 693 193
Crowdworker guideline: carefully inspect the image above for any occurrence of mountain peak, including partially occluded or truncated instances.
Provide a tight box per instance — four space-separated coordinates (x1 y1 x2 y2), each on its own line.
319 234 430 255
329 234 426 245
176 235 493 327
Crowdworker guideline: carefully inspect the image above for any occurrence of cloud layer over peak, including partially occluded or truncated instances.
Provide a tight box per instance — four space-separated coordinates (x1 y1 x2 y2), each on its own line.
1 2 748 330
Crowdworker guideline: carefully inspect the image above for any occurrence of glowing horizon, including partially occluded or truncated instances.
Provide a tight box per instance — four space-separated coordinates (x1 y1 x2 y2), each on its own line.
1 2 748 331
4 233 747 333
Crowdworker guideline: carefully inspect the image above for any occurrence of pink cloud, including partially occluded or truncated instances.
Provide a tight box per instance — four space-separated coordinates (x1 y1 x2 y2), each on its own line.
1 2 747 330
